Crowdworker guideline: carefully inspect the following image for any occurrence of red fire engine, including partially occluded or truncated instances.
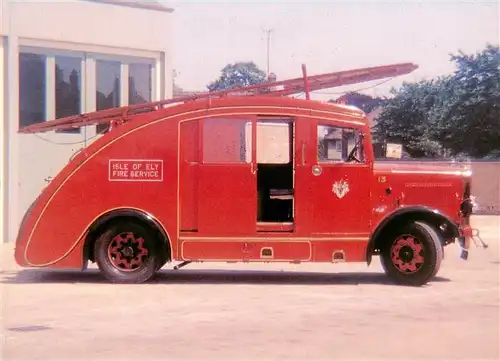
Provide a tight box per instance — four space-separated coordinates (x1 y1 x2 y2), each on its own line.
14 63 483 286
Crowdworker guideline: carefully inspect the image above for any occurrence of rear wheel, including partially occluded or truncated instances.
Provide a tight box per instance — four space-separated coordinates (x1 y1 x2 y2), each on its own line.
380 221 443 286
94 220 160 284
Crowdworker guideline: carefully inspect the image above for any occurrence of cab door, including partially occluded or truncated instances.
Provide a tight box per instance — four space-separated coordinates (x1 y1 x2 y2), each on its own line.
196 116 257 236
295 119 372 235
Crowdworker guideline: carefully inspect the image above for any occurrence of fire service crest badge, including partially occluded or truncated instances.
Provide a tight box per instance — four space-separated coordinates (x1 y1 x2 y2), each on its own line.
332 180 350 199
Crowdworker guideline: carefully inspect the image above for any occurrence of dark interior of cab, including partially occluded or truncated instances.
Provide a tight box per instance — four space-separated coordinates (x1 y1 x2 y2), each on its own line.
256 121 294 226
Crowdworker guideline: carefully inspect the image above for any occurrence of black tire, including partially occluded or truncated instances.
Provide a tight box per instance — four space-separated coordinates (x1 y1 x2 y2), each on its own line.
155 255 167 271
380 221 444 286
94 220 160 284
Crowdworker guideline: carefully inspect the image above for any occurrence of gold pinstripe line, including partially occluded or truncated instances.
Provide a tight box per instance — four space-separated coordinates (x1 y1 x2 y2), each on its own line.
179 237 369 241
180 240 313 262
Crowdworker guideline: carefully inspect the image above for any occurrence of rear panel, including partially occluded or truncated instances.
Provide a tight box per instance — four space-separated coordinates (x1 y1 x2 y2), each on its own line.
15 118 179 268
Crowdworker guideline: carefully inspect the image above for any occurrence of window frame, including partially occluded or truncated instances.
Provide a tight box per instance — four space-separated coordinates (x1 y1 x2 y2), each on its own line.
17 45 158 136
18 46 86 135
316 123 366 164
85 53 156 136
87 52 157 104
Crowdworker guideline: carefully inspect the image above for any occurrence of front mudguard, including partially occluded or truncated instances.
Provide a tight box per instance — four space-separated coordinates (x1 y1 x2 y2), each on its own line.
366 206 460 265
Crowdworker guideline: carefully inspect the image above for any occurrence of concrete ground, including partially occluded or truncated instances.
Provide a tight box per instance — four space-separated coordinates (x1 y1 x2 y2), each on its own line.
1 216 499 361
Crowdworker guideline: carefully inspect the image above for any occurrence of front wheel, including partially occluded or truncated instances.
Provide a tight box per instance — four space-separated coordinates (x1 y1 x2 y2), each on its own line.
380 221 444 286
94 220 160 284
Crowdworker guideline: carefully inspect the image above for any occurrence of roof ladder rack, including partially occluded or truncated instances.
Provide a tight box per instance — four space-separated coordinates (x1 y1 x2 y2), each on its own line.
18 62 418 134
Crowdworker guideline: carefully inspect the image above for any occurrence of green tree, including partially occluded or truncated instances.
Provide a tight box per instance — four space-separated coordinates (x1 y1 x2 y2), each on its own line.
207 62 267 92
373 44 500 159
431 44 500 158
373 79 447 158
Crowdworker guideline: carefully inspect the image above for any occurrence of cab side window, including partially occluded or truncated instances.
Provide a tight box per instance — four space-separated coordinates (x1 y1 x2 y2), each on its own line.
317 124 365 163
202 117 251 164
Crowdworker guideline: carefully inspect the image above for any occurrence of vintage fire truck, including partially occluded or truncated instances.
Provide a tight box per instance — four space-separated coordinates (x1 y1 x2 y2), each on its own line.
14 63 481 286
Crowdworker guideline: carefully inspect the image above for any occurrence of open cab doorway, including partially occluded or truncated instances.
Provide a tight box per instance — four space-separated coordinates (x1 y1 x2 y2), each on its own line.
254 118 295 233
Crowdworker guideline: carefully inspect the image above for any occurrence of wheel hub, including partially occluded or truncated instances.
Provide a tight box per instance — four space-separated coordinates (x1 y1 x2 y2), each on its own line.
390 235 424 273
398 246 414 263
121 246 134 258
107 232 149 272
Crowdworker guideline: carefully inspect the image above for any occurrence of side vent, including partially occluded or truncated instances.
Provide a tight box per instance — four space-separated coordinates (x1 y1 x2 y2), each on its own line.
261 247 273 258
332 250 345 263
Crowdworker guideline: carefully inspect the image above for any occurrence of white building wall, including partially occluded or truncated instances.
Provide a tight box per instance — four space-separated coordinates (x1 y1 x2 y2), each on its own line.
0 0 8 34
1 0 174 243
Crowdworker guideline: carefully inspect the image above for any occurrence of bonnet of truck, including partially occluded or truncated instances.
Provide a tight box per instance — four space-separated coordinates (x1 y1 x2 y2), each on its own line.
373 161 472 222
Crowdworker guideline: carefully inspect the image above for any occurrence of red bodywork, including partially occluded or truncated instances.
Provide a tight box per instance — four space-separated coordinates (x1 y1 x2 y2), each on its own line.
14 63 474 271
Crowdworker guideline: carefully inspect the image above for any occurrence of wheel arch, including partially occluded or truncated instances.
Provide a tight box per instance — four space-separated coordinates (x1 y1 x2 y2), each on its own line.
83 208 172 265
366 206 459 265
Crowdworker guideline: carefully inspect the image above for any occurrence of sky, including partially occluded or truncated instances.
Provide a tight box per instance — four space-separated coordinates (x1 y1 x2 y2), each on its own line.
167 0 499 100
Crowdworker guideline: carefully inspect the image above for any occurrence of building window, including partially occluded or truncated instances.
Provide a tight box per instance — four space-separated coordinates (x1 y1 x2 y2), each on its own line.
55 55 82 133
18 46 158 134
202 117 251 164
96 59 121 134
317 124 364 162
19 53 46 128
128 62 152 105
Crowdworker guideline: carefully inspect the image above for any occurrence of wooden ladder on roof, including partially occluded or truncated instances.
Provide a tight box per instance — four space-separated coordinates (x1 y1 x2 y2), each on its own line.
18 62 418 134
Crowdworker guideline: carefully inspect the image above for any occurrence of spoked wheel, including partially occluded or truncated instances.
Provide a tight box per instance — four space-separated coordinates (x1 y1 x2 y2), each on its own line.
107 232 149 272
390 234 425 274
95 220 160 284
380 221 443 286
